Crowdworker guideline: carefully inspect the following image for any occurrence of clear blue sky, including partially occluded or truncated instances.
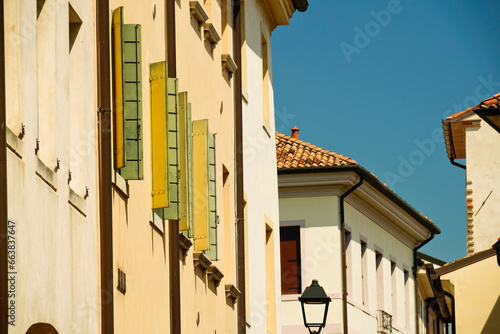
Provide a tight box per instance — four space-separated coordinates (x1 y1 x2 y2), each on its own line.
272 0 500 262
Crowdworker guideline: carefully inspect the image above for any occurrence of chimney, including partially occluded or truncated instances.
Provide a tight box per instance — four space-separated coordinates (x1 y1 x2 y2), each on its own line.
291 126 299 139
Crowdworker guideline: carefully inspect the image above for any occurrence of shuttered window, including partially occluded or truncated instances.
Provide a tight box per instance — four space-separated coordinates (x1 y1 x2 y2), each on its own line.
193 119 210 251
178 92 194 233
112 7 143 179
150 61 169 209
280 226 301 294
204 133 217 260
162 78 181 220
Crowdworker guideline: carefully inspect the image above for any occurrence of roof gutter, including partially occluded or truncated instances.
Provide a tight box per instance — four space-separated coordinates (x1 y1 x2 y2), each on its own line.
449 158 465 170
96 0 114 332
413 233 434 334
0 0 9 330
339 175 364 334
233 1 246 333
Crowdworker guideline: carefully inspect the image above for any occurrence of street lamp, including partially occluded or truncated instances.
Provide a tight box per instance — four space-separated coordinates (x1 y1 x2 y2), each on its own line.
298 280 331 334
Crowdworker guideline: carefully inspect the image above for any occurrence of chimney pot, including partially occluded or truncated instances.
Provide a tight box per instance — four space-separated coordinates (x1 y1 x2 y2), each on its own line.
291 126 299 139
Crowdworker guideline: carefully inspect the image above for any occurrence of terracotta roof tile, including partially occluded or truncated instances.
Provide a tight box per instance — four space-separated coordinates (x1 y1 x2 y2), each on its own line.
276 132 356 169
447 92 500 120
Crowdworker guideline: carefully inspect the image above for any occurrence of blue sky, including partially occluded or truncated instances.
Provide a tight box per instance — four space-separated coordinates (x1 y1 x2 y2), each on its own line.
272 0 500 262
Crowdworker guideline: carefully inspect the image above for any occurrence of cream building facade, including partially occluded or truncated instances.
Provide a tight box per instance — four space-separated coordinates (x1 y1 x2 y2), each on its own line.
442 93 500 254
2 0 100 332
0 0 308 334
276 131 440 334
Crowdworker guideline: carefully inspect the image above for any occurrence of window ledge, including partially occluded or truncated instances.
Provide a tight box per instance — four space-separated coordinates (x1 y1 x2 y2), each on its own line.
149 210 165 234
207 265 224 287
221 54 237 79
242 87 249 104
225 284 240 302
179 232 193 254
193 251 212 270
204 22 220 51
35 158 58 192
189 1 208 25
6 126 24 159
112 171 129 198
69 187 87 217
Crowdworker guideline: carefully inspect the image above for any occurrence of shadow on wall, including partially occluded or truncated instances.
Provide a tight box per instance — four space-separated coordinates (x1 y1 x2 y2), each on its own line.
482 295 500 334
26 323 58 334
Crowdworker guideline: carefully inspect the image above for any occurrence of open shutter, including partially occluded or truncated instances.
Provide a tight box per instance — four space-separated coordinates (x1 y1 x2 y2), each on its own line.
178 92 194 232
150 62 169 209
205 133 217 260
112 7 125 169
163 78 181 220
193 119 210 251
119 24 143 179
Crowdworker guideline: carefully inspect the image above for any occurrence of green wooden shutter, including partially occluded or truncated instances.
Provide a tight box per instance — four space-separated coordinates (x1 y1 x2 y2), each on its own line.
112 7 125 169
205 133 218 260
178 92 194 233
119 23 143 180
162 78 181 220
150 61 169 209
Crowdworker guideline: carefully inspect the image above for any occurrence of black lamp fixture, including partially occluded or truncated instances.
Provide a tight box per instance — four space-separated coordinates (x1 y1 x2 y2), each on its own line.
298 280 331 334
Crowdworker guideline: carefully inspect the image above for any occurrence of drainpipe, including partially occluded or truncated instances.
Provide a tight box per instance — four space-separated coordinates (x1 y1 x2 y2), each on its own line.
449 159 465 170
165 0 181 332
442 290 455 334
96 0 114 332
339 175 364 334
233 1 246 333
0 0 9 330
413 233 434 334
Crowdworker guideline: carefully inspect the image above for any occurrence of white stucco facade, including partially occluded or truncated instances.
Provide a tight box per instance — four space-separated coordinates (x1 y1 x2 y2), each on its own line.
278 169 438 334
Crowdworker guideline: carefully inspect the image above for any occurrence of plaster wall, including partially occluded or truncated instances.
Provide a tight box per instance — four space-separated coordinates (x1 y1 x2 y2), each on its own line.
5 0 99 332
464 114 500 253
441 255 500 334
279 193 417 334
242 1 283 333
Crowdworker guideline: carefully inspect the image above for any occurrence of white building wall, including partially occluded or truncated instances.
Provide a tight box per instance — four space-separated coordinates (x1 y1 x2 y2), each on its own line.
243 1 282 333
6 0 99 332
279 193 417 334
464 114 500 253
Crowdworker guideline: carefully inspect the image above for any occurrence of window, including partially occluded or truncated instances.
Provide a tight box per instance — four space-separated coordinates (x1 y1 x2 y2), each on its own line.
376 251 384 310
192 119 218 260
37 0 57 166
404 269 410 329
265 221 276 333
391 260 397 322
345 230 352 298
280 226 301 295
261 34 270 125
112 7 143 180
361 240 368 306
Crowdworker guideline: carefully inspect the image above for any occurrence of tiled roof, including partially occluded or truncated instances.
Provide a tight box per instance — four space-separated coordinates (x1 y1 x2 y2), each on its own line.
276 132 356 169
447 93 500 120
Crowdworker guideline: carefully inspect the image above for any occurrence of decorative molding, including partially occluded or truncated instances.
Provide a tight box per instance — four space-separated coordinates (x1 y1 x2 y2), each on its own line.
221 54 237 79
189 1 209 25
225 284 240 302
193 251 212 270
207 265 224 286
204 22 220 51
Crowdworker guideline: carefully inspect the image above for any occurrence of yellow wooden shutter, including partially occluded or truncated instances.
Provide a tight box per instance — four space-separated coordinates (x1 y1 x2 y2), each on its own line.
150 61 169 209
178 92 194 231
112 7 125 169
193 119 210 250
